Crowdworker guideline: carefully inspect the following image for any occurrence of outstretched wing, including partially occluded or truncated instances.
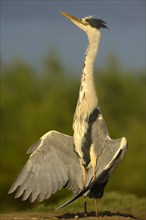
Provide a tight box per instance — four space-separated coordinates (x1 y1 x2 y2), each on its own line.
89 136 128 198
57 136 127 209
89 110 128 199
8 130 85 202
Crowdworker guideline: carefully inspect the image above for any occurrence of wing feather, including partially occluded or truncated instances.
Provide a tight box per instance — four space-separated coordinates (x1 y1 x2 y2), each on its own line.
8 130 83 202
91 111 109 157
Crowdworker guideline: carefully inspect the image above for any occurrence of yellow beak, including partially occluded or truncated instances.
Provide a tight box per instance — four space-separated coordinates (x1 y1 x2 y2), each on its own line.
60 11 83 26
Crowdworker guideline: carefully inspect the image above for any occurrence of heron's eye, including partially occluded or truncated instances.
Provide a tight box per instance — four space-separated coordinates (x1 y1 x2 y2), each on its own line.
81 19 89 25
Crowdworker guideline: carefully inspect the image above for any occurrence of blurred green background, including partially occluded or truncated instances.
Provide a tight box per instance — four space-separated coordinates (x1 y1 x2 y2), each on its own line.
0 53 145 211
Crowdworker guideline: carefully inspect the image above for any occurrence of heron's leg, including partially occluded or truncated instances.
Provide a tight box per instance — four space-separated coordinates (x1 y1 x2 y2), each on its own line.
82 166 87 217
93 166 98 217
90 145 99 216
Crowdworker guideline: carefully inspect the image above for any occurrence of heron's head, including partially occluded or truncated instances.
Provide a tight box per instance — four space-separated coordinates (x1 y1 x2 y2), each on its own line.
60 11 108 38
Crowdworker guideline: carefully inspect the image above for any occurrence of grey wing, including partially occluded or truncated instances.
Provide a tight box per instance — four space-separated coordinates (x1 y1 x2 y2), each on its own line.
89 136 128 198
8 130 84 202
91 109 128 177
91 109 128 198
91 109 109 157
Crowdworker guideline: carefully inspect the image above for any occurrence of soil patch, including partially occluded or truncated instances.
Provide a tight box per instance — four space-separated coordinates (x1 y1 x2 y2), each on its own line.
0 211 144 220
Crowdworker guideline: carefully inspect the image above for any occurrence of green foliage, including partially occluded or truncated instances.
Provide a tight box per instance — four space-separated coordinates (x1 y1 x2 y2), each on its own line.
94 60 145 197
0 55 145 211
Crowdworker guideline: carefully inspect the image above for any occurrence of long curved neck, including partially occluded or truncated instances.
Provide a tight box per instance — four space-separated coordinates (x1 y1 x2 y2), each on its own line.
80 32 101 98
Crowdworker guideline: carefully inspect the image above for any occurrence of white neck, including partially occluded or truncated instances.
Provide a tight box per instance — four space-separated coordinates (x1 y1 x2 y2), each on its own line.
80 30 101 102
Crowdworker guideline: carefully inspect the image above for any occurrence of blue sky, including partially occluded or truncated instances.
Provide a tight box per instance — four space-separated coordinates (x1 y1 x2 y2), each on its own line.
1 0 145 73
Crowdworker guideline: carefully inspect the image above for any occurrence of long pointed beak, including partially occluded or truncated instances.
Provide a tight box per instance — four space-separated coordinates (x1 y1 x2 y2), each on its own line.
60 11 82 26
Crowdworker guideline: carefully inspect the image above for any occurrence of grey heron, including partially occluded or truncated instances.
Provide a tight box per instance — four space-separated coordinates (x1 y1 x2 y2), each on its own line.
58 11 128 215
8 11 127 216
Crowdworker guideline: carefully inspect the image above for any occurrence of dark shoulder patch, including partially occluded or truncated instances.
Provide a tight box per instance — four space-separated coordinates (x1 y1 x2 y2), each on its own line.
80 108 101 167
89 108 100 123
